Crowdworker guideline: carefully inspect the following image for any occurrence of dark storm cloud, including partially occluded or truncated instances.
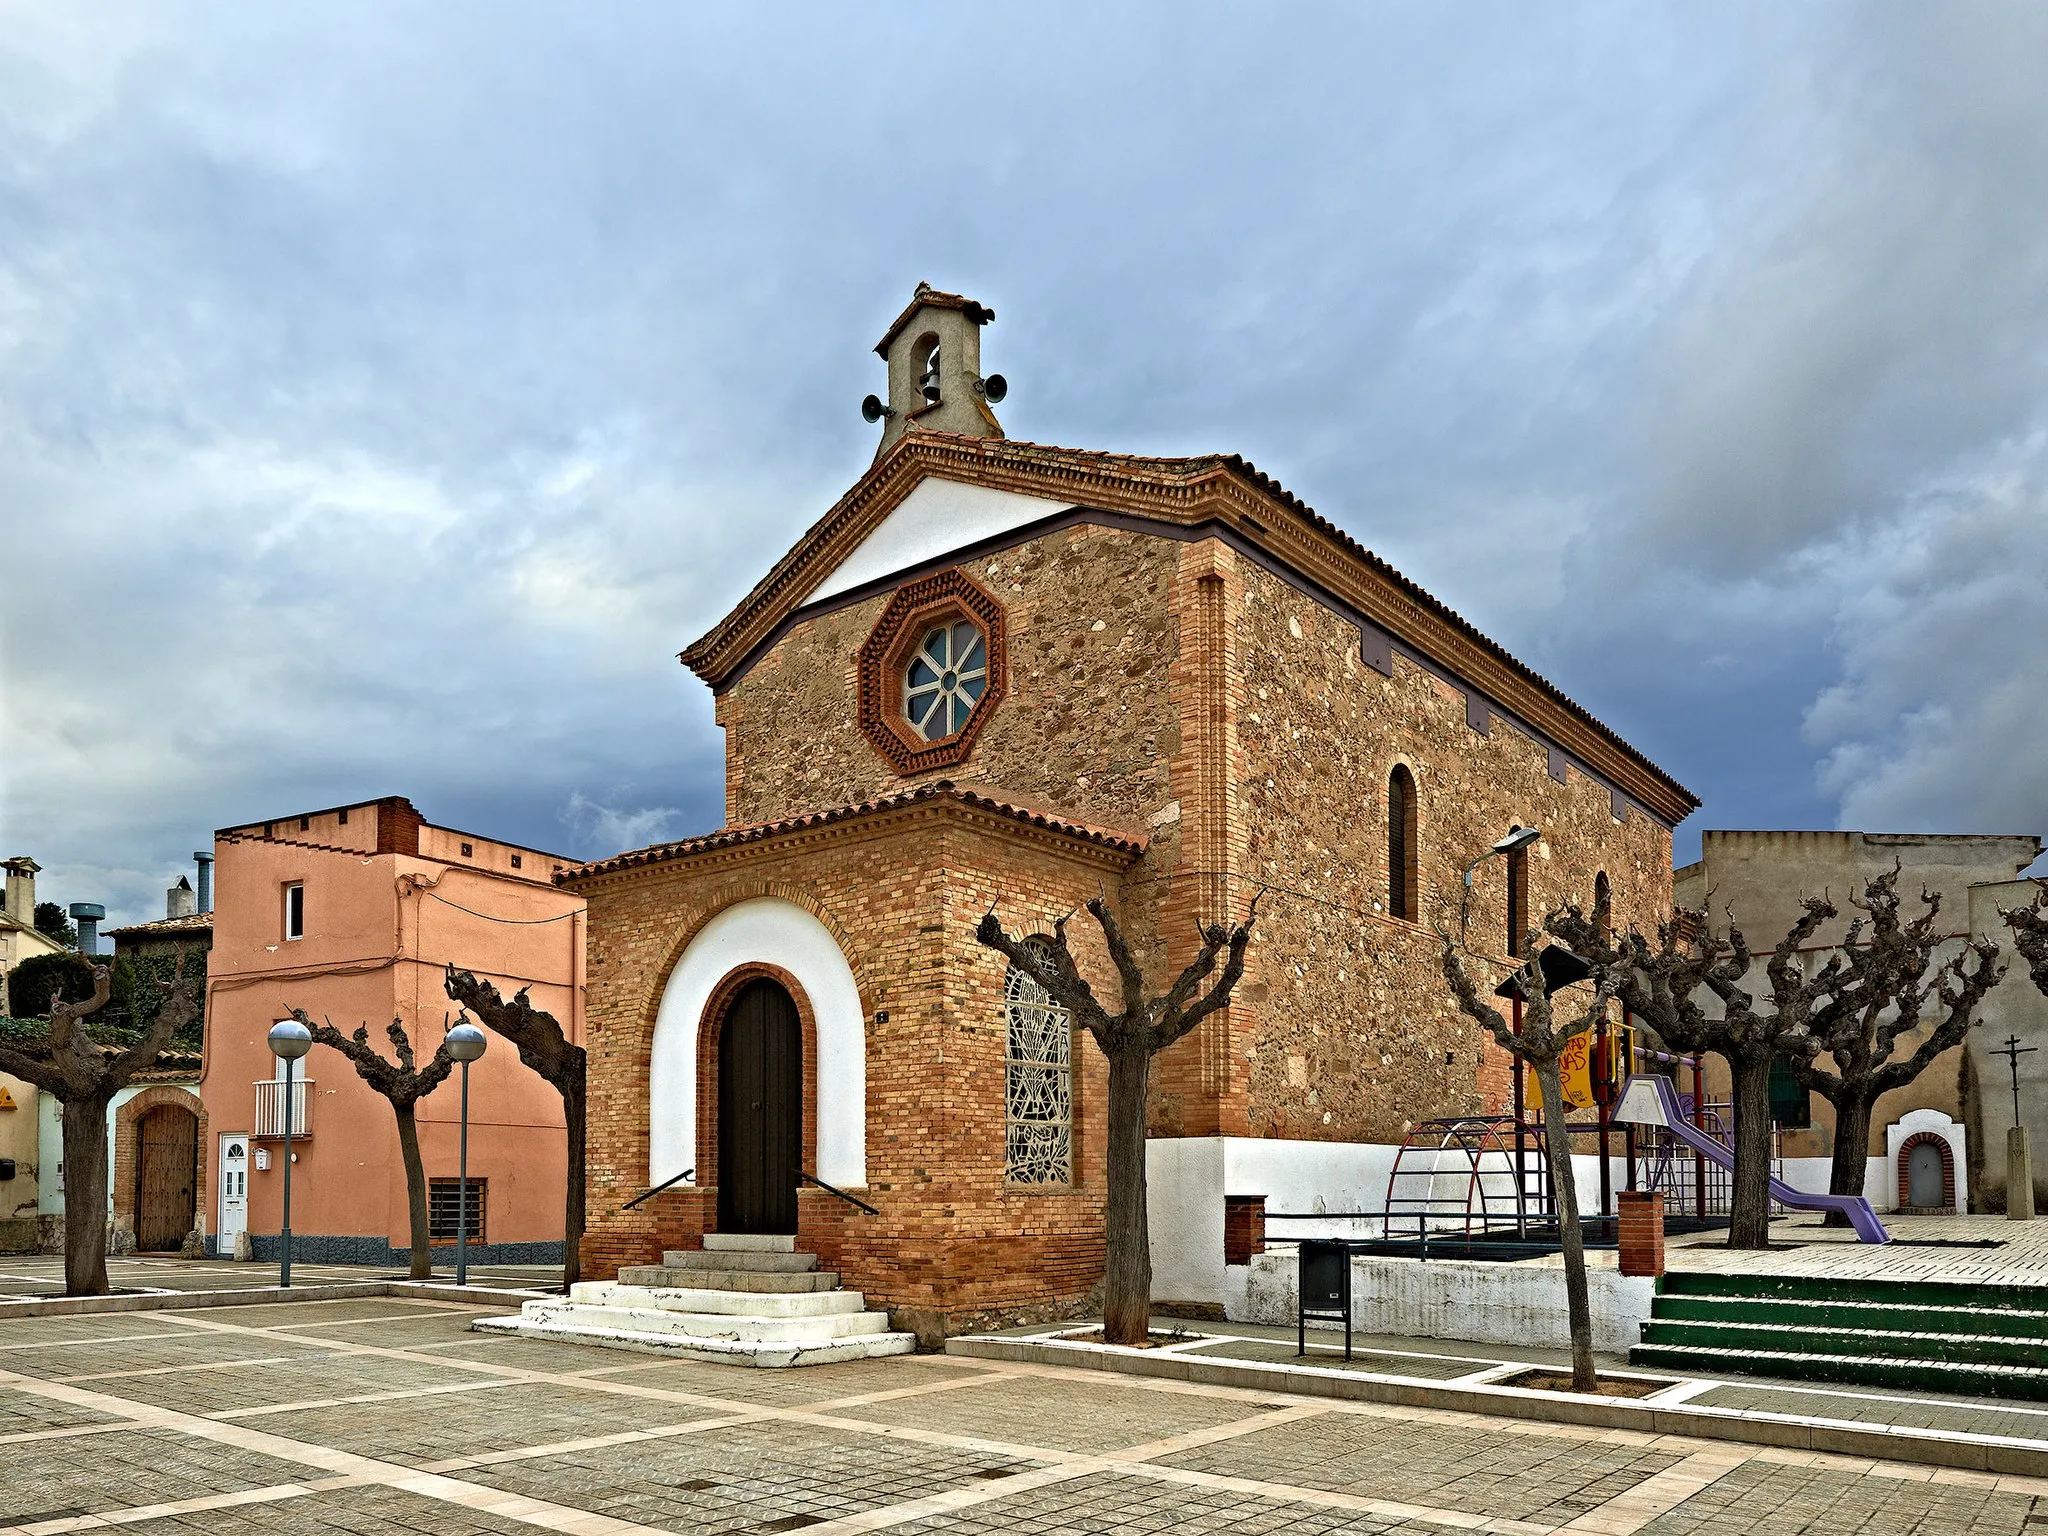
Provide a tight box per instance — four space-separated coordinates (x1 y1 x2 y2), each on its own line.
2 2 2043 927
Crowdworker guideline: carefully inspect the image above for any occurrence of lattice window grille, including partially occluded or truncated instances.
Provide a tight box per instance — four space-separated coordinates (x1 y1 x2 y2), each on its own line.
1004 946 1073 1184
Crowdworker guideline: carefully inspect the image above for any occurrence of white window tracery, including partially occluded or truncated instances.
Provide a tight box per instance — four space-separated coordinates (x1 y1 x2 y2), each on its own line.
904 619 988 741
1004 943 1073 1184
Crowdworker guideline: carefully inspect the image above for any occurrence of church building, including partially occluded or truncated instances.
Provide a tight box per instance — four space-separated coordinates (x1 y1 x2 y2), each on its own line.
571 286 1697 1338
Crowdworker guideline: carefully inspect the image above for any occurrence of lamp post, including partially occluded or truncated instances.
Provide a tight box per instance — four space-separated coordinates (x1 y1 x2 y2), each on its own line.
445 1023 488 1285
266 1020 313 1287
1460 823 1541 941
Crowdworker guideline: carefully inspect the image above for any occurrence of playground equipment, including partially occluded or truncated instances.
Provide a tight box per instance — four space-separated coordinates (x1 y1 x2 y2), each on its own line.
1381 1116 1534 1240
1613 1073 1890 1243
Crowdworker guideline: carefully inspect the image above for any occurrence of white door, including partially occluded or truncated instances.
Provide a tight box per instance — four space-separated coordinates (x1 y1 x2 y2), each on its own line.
218 1135 249 1244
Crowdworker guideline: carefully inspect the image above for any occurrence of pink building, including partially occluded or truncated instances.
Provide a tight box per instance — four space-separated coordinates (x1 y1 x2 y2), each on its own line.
195 796 583 1264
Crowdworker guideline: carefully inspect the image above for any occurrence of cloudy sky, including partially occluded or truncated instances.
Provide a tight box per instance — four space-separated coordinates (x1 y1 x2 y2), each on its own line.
4 2 2046 928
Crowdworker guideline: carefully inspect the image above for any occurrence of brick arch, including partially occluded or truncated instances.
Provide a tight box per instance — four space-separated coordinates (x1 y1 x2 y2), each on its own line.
643 893 867 1193
692 962 821 1199
1897 1130 1957 1213
112 1085 209 1249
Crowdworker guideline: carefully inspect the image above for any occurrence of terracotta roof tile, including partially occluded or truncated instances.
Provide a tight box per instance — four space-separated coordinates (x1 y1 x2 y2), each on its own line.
563 780 1145 882
105 912 214 939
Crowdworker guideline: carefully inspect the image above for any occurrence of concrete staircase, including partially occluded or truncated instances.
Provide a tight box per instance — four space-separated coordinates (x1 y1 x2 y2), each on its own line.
474 1234 916 1367
1631 1271 2048 1399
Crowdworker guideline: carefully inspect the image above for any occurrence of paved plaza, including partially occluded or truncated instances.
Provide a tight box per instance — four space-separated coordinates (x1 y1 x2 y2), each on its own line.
3 1293 2046 1535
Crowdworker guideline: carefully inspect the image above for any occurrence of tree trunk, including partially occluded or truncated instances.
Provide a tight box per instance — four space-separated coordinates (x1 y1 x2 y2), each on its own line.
62 1092 115 1296
393 1101 434 1281
1728 1050 1776 1249
1534 1057 1597 1391
562 1057 585 1290
1101 1041 1153 1346
1821 1088 1874 1229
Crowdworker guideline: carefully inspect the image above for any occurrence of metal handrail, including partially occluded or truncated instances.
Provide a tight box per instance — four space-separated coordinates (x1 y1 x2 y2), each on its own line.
621 1168 694 1212
799 1170 879 1216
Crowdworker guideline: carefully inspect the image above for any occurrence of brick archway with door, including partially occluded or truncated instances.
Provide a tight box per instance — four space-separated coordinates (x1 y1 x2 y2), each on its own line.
1896 1129 1957 1214
113 1086 209 1250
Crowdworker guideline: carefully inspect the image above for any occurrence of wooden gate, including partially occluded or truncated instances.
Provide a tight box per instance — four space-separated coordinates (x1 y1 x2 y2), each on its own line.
136 1104 198 1251
717 978 802 1234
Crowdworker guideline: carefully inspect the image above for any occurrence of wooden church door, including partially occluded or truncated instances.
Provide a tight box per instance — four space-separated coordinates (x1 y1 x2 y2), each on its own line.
717 979 802 1234
136 1104 198 1251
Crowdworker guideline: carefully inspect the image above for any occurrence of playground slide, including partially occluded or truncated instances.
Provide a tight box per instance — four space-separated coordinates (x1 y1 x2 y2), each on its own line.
1615 1074 1891 1245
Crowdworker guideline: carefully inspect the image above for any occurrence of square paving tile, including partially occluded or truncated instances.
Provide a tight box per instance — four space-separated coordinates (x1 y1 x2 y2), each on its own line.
112 1483 547 1534
291 1310 517 1348
95 1350 503 1414
1184 1337 1494 1380
891 1469 1433 1535
1160 1410 1685 1524
588 1353 983 1407
464 1417 1034 1533
415 1332 677 1374
306 1379 723 1464
0 1314 196 1346
0 1382 127 1434
0 1330 337 1379
1636 1458 2036 1536
184 1299 475 1330
829 1373 1285 1454
0 1424 314 1524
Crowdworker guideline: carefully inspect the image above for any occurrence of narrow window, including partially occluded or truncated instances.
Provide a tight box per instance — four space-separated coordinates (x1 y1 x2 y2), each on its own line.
429 1178 485 1241
283 882 304 941
459 842 473 858
1388 766 1418 921
1506 846 1528 957
1004 942 1073 1184
510 853 522 869
915 333 942 404
299 815 310 831
338 807 349 826
1593 870 1611 936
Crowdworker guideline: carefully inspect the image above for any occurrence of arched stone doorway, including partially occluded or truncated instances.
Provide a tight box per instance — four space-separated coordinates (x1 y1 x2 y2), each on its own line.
1897 1130 1956 1213
135 1104 199 1251
716 978 802 1234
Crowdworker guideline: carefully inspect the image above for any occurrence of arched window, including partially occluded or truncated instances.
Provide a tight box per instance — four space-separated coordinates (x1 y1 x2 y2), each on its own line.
915 333 942 404
1506 846 1528 957
1388 765 1418 922
1594 871 1611 936
1004 943 1072 1184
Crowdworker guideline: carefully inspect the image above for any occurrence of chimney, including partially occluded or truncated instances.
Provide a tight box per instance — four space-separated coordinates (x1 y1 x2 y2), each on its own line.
69 903 105 956
2 857 38 925
166 876 196 920
193 852 214 913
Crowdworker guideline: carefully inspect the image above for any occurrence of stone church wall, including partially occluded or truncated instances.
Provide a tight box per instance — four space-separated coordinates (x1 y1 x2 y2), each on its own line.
1226 560 1675 1145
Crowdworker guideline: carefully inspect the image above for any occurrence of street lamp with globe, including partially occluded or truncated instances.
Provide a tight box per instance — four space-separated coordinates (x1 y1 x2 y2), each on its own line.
266 1020 313 1287
445 1023 488 1284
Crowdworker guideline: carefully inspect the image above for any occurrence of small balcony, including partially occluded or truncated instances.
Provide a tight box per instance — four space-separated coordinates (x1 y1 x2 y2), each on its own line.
253 1078 312 1138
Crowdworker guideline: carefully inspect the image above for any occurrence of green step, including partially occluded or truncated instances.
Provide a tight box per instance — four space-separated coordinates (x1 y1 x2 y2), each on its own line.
1641 1317 2045 1368
1652 1294 2048 1338
1657 1270 2048 1314
1630 1342 2048 1402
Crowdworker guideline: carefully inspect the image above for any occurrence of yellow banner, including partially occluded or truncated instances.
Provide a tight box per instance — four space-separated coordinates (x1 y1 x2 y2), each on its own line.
1531 1031 1596 1113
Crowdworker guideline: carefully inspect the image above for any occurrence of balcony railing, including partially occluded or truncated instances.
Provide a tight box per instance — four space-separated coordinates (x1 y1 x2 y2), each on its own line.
253 1078 312 1139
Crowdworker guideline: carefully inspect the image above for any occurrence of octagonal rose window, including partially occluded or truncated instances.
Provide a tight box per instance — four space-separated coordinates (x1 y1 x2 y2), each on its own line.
904 619 988 741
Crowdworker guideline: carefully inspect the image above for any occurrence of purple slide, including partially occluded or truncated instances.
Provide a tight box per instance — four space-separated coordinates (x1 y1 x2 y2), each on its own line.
1614 1074 1890 1244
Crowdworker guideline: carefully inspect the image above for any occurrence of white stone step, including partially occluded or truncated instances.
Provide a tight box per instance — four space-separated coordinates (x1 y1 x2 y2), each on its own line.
702 1233 796 1253
472 1313 916 1368
567 1281 867 1319
513 1300 894 1344
661 1248 819 1273
617 1264 840 1293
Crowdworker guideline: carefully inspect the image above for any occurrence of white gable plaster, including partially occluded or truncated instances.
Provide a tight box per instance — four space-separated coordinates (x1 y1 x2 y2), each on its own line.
648 897 866 1190
806 476 1074 604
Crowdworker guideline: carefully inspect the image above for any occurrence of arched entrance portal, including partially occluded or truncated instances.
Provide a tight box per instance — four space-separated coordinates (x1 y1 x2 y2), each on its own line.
135 1104 198 1252
718 978 802 1234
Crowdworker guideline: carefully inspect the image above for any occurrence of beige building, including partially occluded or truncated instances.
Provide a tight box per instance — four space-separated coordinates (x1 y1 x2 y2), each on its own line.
1674 830 2045 1214
1 857 66 1250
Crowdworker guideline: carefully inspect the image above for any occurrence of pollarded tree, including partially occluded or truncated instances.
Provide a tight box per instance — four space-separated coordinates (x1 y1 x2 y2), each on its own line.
975 895 1255 1347
1547 896 1836 1249
0 956 201 1294
1440 889 1621 1392
445 966 586 1287
291 1010 458 1279
2005 888 2048 997
1793 868 2003 1213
